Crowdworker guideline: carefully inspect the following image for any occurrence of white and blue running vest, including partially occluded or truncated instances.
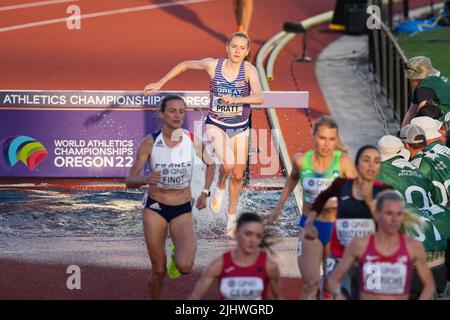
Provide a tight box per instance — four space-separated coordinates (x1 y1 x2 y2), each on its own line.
150 130 194 189
208 58 251 126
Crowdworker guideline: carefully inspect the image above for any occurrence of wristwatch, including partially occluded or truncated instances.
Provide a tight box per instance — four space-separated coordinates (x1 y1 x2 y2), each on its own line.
202 189 211 197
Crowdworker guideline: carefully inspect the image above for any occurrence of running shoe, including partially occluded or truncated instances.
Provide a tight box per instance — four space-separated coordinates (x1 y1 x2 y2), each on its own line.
210 187 225 214
226 213 237 238
167 243 181 280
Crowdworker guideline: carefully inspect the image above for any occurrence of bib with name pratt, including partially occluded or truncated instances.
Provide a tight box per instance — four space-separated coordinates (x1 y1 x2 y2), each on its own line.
209 58 251 126
150 130 194 189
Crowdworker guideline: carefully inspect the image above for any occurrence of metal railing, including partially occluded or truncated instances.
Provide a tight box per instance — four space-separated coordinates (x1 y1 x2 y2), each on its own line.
368 14 411 122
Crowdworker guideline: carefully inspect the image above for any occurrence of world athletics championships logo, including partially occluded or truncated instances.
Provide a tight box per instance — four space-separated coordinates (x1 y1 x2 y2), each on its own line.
1 136 48 170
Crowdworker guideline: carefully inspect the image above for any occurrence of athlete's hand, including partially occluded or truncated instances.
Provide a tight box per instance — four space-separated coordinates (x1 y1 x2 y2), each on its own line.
148 171 161 186
267 208 281 224
219 95 236 104
304 219 318 240
195 193 207 210
144 81 163 96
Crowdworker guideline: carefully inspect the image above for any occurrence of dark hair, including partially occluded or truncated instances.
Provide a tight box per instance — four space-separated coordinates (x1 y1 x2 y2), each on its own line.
375 189 404 212
354 145 379 166
237 211 262 229
416 100 443 119
408 139 427 149
236 211 275 252
159 94 186 112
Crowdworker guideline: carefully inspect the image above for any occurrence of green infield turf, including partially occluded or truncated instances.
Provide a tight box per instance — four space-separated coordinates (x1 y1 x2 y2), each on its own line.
397 27 450 75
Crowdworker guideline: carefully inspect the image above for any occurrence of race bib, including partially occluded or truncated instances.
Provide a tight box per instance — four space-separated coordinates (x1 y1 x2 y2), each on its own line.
220 277 264 300
336 219 375 246
212 96 243 118
362 261 408 295
303 177 334 203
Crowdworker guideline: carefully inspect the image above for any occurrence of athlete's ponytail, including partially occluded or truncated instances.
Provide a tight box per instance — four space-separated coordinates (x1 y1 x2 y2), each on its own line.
236 211 277 254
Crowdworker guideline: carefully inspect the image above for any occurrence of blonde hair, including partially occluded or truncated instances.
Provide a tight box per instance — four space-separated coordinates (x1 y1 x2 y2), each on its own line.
375 190 426 234
312 115 348 153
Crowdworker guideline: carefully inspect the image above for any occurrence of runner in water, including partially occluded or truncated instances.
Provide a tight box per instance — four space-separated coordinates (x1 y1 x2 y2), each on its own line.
189 211 281 300
267 116 357 299
125 95 215 299
328 190 435 300
144 32 263 238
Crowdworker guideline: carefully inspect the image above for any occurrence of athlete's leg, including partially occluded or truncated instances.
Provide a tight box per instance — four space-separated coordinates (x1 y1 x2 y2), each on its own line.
228 128 249 214
234 0 253 33
143 208 168 299
205 124 235 214
204 124 235 189
169 213 197 275
321 242 332 298
299 228 323 300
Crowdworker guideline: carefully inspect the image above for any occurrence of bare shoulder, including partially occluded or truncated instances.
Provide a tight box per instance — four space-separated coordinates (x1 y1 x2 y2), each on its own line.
202 57 217 67
340 154 353 165
140 135 154 149
349 236 370 257
405 236 425 256
340 154 357 177
206 254 225 276
293 152 305 168
244 61 257 72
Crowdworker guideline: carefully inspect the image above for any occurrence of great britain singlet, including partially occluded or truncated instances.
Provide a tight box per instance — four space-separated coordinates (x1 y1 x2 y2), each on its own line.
219 251 269 300
208 58 251 126
150 130 194 189
300 150 342 205
359 234 413 296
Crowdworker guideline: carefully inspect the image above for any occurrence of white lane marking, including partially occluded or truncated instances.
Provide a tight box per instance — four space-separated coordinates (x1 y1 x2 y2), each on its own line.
0 0 210 33
0 0 77 12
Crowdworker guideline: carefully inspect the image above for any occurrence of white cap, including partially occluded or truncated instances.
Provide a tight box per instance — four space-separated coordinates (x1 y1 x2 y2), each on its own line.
411 116 443 140
377 135 411 162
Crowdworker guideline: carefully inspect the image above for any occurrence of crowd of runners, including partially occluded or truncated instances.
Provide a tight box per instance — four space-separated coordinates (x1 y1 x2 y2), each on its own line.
126 31 450 300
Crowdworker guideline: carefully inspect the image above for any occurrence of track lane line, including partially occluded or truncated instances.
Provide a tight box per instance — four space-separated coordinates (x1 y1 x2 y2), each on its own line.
0 0 77 12
0 0 210 33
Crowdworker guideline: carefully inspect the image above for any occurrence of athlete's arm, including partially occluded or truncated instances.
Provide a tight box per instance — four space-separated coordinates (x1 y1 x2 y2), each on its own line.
340 155 357 178
194 137 216 210
327 238 364 299
312 178 345 215
268 153 303 224
125 136 158 188
409 239 436 300
144 58 216 95
266 255 282 300
221 63 263 105
401 100 428 127
189 256 223 300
